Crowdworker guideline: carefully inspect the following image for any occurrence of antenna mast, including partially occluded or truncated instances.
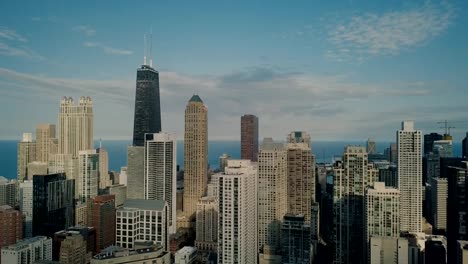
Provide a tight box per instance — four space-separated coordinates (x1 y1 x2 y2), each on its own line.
149 27 153 67
143 34 147 65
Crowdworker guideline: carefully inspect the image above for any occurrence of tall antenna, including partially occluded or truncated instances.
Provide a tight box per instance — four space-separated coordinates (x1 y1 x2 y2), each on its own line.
143 34 147 65
149 27 153 67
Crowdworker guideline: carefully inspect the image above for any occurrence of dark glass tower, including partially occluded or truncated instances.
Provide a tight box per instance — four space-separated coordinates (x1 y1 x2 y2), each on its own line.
424 132 443 155
132 65 161 146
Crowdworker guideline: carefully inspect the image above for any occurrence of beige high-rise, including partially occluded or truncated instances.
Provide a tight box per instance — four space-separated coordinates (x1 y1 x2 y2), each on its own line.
17 133 36 181
59 234 88 264
58 97 93 158
183 95 208 220
36 124 56 162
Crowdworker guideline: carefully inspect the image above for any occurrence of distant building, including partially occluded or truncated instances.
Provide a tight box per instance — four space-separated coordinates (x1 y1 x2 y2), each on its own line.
27 161 48 180
1 236 52 264
116 199 169 251
424 133 443 156
366 139 376 154
126 146 144 199
195 196 218 252
175 246 197 264
281 214 311 264
78 149 99 202
58 96 93 158
17 132 36 181
97 148 110 190
287 131 311 148
369 236 408 264
463 133 468 158
218 153 230 172
32 173 75 238
19 180 33 237
75 201 89 226
59 234 88 264
88 195 116 253
378 165 398 188
218 160 257 264
430 177 448 233
53 227 96 260
104 184 127 207
241 114 259 161
0 205 22 252
0 177 17 207
36 124 56 163
144 133 177 234
91 243 170 264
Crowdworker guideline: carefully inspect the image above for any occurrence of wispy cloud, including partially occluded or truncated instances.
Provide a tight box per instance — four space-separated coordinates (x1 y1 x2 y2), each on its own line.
0 27 28 42
327 1 455 61
73 25 96 36
0 27 45 60
83 41 133 55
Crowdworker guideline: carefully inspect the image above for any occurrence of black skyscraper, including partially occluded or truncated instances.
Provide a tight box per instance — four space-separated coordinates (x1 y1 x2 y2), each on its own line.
33 173 75 238
424 132 443 155
132 64 161 146
463 132 468 158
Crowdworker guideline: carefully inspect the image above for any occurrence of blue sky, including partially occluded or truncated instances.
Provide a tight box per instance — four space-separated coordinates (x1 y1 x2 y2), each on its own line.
0 0 467 141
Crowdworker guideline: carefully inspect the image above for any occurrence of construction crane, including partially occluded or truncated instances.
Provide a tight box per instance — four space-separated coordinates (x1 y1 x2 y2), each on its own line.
437 120 455 135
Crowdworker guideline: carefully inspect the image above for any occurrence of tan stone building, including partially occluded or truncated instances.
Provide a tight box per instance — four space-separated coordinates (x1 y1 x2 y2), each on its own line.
36 124 56 162
59 234 88 264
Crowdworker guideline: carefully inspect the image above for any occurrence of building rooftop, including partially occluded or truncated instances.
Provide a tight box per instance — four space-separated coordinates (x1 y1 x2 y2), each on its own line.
2 236 49 250
176 246 197 256
189 94 203 103
93 243 164 260
123 199 166 211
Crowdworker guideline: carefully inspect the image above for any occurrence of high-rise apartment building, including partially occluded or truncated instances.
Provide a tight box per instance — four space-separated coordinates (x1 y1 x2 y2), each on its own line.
19 180 33 237
36 124 56 162
365 182 400 261
27 161 48 180
126 146 145 199
48 153 77 181
32 173 75 238
1 236 52 264
0 206 22 252
366 139 377 154
0 177 17 207
116 199 168 251
78 149 99 202
241 114 259 161
286 141 315 223
132 64 161 147
17 132 36 181
195 196 218 252
218 160 257 264
97 148 110 189
430 177 448 233
287 131 311 147
88 195 116 253
58 96 93 157
183 95 208 220
333 146 378 264
257 138 287 253
369 236 409 264
144 132 177 234
398 121 422 233
59 234 88 264
424 133 443 155
53 227 96 260
281 214 311 264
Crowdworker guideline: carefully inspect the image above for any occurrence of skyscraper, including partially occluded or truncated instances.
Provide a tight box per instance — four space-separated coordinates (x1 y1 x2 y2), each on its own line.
462 132 467 158
257 138 287 253
183 95 208 220
281 214 311 264
19 180 33 237
132 64 161 146
144 132 177 234
126 146 145 199
58 96 93 158
58 234 88 264
88 195 116 253
36 124 56 162
17 132 36 181
398 121 422 233
430 177 448 233
97 148 110 190
218 160 257 264
241 114 259 161
366 139 377 154
78 149 99 202
0 205 22 251
286 141 315 223
424 132 443 156
0 177 17 207
333 146 378 264
195 196 218 252
287 131 311 147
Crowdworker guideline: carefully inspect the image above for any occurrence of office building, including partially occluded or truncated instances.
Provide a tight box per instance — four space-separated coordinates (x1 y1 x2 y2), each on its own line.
369 236 408 264
17 133 36 181
0 177 17 207
281 214 310 264
58 96 93 158
132 63 161 147
78 149 99 202
59 234 88 264
97 148 110 190
286 141 315 223
1 236 52 264
398 121 422 233
424 133 443 155
54 227 96 259
257 138 287 253
183 95 208 220
19 180 33 237
116 199 168 251
218 160 257 264
119 167 127 186
430 177 448 233
333 146 378 264
105 184 127 207
88 195 116 252
241 114 259 161
36 124 56 163
378 165 398 188
219 153 230 172
195 196 218 252
48 154 77 182
144 132 177 234
91 243 170 264
0 206 22 251
287 131 311 148
175 246 197 264
75 201 89 226
27 161 48 180
367 139 377 154
127 146 145 199
32 173 75 238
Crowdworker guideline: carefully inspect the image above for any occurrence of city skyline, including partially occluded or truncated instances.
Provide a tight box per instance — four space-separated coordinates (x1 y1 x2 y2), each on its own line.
0 1 467 141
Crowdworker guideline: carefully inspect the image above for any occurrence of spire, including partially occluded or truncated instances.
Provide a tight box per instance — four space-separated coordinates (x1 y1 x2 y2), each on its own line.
189 94 203 103
149 27 153 67
143 34 147 65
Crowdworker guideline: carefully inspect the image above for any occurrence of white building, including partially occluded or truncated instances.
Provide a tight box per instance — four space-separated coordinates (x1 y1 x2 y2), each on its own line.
17 132 36 181
1 236 52 264
144 132 177 234
19 180 33 237
119 167 127 186
397 121 422 232
431 177 448 232
195 196 218 251
58 96 94 158
369 236 408 264
257 138 287 253
174 246 197 264
218 160 257 264
78 149 99 202
116 199 168 251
